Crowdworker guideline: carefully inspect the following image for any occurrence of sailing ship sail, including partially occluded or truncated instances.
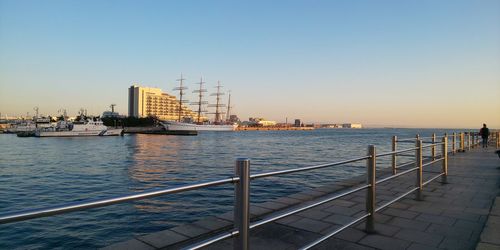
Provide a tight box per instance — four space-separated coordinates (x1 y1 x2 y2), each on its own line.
161 75 237 131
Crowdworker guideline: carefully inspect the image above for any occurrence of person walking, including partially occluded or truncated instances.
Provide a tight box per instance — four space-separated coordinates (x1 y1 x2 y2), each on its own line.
479 123 490 148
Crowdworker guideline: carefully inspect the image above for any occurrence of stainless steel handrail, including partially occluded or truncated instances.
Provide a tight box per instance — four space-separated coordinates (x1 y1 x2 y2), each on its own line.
422 172 445 186
0 177 237 224
250 156 371 179
300 213 370 250
375 187 420 212
376 167 419 184
395 161 415 169
186 184 370 250
376 147 417 157
422 157 443 167
1 132 462 250
422 142 444 148
250 184 370 229
396 138 417 142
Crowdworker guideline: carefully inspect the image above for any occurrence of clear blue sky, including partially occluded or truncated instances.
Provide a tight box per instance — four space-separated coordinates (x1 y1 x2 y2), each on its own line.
1 0 499 128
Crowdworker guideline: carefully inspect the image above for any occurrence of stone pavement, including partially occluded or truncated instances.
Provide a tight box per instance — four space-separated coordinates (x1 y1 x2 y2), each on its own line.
104 147 500 250
476 197 500 250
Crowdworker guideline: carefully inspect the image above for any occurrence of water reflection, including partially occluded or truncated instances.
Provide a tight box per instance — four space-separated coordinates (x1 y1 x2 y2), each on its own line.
0 128 465 249
128 134 186 189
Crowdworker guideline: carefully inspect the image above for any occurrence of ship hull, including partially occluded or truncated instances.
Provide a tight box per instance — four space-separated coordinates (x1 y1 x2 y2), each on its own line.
161 121 237 131
35 129 123 137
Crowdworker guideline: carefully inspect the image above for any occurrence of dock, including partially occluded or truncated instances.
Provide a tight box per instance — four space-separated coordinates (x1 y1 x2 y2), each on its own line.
104 141 500 249
123 126 198 136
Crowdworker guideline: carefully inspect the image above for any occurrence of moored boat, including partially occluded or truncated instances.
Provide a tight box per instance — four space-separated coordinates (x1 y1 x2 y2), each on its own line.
161 121 237 131
35 118 123 137
161 76 238 132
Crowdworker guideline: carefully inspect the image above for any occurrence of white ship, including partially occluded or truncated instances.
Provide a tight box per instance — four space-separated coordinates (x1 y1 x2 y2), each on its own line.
161 120 237 131
161 76 238 132
8 108 53 135
35 118 123 137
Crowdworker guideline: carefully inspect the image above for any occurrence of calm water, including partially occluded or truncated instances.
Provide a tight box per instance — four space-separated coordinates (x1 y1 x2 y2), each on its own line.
0 128 462 249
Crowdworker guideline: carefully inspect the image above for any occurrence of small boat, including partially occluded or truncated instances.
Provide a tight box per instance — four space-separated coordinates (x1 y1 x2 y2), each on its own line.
35 118 123 137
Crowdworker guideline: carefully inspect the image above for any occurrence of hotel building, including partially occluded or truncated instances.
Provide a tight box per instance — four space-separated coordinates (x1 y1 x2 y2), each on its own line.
128 85 205 121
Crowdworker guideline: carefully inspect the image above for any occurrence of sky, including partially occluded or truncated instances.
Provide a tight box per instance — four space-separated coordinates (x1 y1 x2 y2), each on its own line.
0 0 499 128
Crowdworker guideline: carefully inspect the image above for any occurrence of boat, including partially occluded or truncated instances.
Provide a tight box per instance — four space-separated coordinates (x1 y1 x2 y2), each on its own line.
161 76 238 132
162 120 237 131
35 117 123 137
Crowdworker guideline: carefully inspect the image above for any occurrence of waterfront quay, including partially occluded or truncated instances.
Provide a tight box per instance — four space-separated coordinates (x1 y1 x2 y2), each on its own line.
102 133 500 250
237 126 314 131
1 131 498 249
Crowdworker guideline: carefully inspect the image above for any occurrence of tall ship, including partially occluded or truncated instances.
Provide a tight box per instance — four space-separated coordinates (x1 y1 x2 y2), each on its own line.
161 75 238 131
35 115 123 137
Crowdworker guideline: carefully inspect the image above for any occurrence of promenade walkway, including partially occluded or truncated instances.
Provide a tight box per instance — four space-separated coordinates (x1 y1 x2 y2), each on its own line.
105 147 500 250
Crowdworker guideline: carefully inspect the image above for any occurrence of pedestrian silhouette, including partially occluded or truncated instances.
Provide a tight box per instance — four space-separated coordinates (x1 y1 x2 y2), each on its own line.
479 123 490 148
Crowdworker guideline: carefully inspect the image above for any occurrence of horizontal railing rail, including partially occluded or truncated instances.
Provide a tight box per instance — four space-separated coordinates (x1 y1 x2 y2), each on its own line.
0 177 238 224
1 131 496 250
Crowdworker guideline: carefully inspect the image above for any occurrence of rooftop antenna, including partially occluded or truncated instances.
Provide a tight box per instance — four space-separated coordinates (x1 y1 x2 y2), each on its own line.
174 73 188 122
191 77 208 124
209 81 226 123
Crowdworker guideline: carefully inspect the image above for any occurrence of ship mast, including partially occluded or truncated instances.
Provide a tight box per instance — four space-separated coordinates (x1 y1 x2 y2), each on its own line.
209 81 225 123
33 106 39 118
173 73 188 122
192 77 207 124
226 90 231 122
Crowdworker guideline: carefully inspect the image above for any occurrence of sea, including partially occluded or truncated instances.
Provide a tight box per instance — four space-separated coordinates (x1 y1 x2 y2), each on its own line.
0 128 466 249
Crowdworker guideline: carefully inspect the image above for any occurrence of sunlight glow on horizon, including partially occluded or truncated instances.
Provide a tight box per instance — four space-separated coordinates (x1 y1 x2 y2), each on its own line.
1 0 499 128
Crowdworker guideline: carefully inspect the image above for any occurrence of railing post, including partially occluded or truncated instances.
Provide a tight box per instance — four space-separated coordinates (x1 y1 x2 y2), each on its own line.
497 131 499 148
460 132 465 152
452 132 456 155
441 137 448 184
234 158 250 250
415 134 420 166
415 140 423 201
444 133 448 154
431 133 436 160
467 132 471 151
365 145 376 233
392 136 397 175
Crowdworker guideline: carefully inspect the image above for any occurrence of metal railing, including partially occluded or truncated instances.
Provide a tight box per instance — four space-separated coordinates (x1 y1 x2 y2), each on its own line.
0 131 495 250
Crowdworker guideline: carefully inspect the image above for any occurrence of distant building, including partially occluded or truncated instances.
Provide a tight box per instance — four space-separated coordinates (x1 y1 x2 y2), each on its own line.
342 123 363 128
258 120 277 126
247 117 277 127
102 111 122 118
128 85 204 121
294 119 301 127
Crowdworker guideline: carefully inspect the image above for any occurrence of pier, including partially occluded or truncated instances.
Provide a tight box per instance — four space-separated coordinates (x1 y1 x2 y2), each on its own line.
1 132 499 250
